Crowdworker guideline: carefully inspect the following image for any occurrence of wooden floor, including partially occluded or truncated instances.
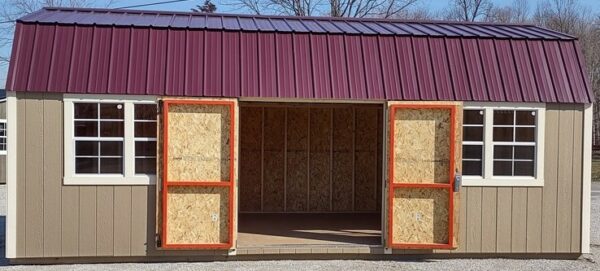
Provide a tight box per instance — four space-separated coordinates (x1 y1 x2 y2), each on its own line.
237 213 382 247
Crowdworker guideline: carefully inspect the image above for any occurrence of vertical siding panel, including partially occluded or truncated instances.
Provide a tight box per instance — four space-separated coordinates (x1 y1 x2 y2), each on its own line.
481 187 497 253
107 27 132 94
96 187 114 256
61 186 79 256
361 36 384 99
131 186 149 256
16 95 26 256
378 37 401 100
67 26 93 93
204 31 223 96
223 32 241 97
412 37 436 100
146 29 168 95
114 186 132 256
42 96 62 257
466 187 482 252
184 30 205 97
47 26 75 92
556 106 574 252
127 28 150 95
395 37 419 100
165 29 186 96
295 34 314 98
571 107 583 252
27 24 55 92
526 188 543 252
276 34 295 98
328 35 350 99
25 94 44 257
496 187 512 253
344 35 366 99
311 35 332 99
241 32 259 97
87 27 112 94
78 187 97 256
542 106 559 252
511 188 527 252
454 187 468 253
258 33 277 97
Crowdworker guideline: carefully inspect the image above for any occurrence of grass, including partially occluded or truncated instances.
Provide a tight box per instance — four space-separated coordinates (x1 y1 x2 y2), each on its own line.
593 159 600 182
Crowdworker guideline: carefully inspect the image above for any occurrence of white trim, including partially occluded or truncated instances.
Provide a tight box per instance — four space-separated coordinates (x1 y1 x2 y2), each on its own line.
581 103 592 254
63 95 157 185
462 102 546 187
6 91 17 258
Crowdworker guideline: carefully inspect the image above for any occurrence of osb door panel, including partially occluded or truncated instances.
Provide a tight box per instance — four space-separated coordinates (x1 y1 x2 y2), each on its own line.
387 102 462 250
160 99 235 249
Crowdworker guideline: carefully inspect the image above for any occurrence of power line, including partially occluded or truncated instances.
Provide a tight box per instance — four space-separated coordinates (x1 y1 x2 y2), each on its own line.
0 20 15 24
115 0 192 9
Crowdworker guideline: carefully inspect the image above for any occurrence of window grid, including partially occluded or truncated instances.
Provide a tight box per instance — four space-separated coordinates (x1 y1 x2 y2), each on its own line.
134 104 158 175
462 109 485 177
0 120 6 153
491 109 536 177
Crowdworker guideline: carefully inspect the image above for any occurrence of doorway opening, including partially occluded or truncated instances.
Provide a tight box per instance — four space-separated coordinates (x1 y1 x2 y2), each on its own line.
238 102 384 247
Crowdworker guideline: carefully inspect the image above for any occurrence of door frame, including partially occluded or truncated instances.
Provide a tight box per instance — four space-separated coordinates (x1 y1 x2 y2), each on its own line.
386 104 457 249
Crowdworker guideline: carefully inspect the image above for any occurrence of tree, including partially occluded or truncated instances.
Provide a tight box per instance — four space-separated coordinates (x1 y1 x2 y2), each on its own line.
485 0 529 23
0 0 115 66
192 0 217 13
445 0 493 22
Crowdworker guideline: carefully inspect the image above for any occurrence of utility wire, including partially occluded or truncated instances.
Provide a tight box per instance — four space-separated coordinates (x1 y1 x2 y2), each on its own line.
0 20 15 24
115 0 192 9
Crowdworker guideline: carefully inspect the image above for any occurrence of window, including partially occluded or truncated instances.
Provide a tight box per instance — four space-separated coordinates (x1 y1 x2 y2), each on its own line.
0 119 6 155
462 104 545 186
64 95 157 185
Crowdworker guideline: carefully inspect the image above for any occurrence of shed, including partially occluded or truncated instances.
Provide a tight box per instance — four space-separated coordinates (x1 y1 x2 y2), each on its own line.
4 7 594 262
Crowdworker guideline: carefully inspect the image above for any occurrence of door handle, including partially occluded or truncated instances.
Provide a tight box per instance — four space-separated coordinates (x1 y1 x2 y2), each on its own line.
454 174 462 192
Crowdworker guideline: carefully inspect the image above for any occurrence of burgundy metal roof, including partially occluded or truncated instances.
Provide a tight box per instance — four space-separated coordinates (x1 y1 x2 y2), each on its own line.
6 7 593 103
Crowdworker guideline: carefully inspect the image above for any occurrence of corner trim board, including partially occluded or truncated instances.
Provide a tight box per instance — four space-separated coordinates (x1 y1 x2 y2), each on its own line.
581 103 592 254
6 91 17 258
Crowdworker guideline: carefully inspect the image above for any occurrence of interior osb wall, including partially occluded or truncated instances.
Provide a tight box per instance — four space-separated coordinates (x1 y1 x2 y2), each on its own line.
157 98 238 247
239 103 383 213
387 101 462 247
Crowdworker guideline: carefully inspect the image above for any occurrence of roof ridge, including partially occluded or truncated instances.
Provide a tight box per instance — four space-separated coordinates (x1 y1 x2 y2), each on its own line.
39 6 538 27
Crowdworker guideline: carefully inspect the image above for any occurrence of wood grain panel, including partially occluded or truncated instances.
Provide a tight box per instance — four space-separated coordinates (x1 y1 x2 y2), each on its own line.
496 187 512 253
61 186 79 256
571 106 583 253
25 94 44 257
526 188 543 252
542 106 559 252
556 105 574 252
131 186 149 256
309 108 331 212
481 187 497 253
286 107 309 212
114 186 132 256
511 188 527 252
78 186 97 256
42 96 62 257
96 186 114 256
263 107 285 211
466 187 482 252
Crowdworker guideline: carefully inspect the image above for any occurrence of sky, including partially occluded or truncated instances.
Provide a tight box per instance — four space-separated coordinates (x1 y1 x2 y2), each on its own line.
1 0 600 88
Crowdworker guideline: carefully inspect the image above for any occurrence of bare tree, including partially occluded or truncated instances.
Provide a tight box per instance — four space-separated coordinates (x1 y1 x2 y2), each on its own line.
445 0 493 22
0 0 116 66
485 0 529 23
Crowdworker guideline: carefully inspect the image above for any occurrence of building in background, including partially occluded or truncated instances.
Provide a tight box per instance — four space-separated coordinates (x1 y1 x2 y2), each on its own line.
0 88 6 184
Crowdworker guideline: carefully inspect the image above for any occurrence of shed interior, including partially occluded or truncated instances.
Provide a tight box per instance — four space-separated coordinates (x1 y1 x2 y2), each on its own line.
238 102 384 247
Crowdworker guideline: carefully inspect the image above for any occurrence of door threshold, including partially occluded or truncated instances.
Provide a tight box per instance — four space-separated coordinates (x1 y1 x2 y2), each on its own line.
236 244 385 255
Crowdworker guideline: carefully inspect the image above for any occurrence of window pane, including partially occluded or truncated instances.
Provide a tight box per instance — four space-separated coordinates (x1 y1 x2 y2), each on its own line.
100 121 124 137
463 110 484 124
135 104 157 120
100 158 123 174
76 158 98 174
514 161 534 176
493 110 514 125
463 161 482 176
515 146 535 160
135 122 157 138
494 161 512 176
136 158 156 174
493 127 513 141
515 127 535 142
75 141 98 156
100 103 124 119
516 110 535 125
100 141 123 156
463 145 482 159
494 146 513 159
136 141 157 156
74 103 97 119
75 121 98 137
463 127 483 141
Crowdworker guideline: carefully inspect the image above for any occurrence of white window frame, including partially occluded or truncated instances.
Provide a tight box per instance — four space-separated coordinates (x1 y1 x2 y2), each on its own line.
462 102 545 187
64 94 158 185
0 119 6 155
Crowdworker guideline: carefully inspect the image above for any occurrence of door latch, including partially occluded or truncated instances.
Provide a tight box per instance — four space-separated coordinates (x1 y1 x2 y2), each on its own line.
454 174 462 192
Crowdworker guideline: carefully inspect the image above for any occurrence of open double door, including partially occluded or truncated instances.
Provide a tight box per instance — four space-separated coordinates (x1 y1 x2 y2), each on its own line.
157 99 460 251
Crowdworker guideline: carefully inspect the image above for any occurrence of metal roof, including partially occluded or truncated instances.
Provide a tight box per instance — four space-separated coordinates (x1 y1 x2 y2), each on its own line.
6 8 593 103
18 7 575 40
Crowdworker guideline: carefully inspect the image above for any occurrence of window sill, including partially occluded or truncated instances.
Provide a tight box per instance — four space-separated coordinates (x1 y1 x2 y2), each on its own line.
462 177 543 187
63 175 156 185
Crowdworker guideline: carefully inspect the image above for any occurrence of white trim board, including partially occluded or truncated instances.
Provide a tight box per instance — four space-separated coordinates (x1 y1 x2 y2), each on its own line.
6 92 17 258
581 103 592 254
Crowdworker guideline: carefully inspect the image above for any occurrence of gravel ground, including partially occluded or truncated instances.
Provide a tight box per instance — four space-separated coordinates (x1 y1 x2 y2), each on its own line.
0 184 598 271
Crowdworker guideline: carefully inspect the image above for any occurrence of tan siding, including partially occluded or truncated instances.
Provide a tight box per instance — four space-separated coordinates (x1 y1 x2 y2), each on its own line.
42 97 62 257
0 101 5 118
13 93 585 258
0 156 6 184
